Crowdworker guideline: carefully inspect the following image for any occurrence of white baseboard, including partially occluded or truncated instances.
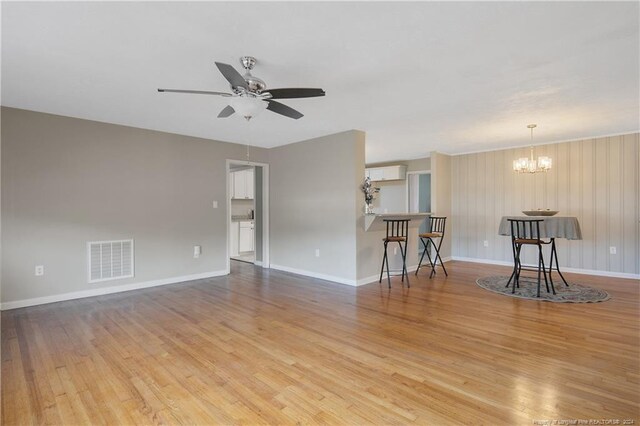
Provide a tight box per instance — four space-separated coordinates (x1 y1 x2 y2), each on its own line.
1 270 228 311
356 264 421 286
269 264 363 286
451 256 640 280
269 262 448 287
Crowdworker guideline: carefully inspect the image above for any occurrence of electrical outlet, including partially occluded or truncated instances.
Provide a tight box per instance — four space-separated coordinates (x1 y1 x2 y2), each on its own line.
483 240 489 247
315 249 320 257
194 245 201 258
35 265 44 276
609 246 617 255
212 200 218 209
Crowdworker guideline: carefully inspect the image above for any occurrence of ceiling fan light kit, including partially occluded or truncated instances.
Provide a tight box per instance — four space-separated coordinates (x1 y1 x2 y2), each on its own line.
158 55 325 121
513 124 552 174
229 95 268 120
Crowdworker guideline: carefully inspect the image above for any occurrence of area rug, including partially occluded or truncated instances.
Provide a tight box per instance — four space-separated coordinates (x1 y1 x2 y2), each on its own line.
476 276 610 303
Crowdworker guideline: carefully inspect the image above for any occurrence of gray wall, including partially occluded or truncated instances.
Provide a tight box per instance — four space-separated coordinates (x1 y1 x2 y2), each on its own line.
1 107 269 304
270 130 364 283
371 180 405 214
450 133 640 274
431 152 452 259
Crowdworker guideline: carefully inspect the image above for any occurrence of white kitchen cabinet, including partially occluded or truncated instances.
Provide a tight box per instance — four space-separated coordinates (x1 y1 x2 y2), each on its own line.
231 169 254 199
232 170 246 199
368 168 385 181
365 165 407 181
230 221 240 256
239 221 254 252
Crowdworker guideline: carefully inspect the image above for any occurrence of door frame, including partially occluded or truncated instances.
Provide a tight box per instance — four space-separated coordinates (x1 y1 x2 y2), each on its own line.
226 159 270 273
405 170 431 213
406 170 432 258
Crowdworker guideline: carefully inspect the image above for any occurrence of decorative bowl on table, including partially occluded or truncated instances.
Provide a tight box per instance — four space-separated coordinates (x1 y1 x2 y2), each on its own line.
522 210 559 216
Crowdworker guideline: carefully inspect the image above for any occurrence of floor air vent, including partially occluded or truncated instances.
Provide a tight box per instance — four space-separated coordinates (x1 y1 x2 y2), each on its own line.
88 239 134 283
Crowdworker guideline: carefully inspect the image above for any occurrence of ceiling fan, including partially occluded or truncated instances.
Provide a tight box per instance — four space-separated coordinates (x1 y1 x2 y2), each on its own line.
158 56 325 120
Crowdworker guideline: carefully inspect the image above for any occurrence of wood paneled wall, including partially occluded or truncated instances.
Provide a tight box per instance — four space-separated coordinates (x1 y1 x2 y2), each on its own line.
451 133 639 275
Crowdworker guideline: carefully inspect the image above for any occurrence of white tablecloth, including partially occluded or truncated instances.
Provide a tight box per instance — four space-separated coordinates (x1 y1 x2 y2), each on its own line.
498 216 582 240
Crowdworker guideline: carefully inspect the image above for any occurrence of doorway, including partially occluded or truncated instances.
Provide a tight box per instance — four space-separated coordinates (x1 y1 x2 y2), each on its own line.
407 171 431 255
226 160 269 272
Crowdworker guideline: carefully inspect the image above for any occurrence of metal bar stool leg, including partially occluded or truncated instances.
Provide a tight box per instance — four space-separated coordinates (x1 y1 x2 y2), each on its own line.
536 243 554 297
379 241 392 288
415 238 434 276
542 250 555 295
537 244 544 297
425 239 436 273
513 244 523 294
507 238 518 288
385 244 391 288
398 241 410 287
397 241 405 282
551 239 569 286
415 239 427 276
432 236 448 276
428 238 437 278
424 238 436 278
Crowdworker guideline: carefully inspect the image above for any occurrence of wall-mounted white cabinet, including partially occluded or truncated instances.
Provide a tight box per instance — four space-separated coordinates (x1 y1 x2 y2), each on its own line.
365 165 407 181
231 168 254 199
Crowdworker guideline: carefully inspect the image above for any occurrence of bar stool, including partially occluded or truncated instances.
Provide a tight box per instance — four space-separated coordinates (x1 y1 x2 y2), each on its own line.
415 216 448 278
379 219 410 288
506 219 554 297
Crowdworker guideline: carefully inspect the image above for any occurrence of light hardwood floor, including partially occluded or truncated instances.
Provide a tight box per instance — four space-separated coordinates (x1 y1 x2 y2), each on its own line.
2 261 639 425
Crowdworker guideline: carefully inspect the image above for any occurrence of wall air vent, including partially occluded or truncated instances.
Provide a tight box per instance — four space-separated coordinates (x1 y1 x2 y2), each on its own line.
87 239 134 283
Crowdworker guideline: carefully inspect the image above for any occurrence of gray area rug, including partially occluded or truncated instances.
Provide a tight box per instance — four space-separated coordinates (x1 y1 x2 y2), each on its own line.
476 276 610 303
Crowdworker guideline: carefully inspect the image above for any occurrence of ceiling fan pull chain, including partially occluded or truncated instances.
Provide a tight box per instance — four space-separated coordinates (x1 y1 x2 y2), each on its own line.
246 118 251 164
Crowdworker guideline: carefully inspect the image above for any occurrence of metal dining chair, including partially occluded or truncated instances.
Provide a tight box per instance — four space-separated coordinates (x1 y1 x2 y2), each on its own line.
506 219 555 297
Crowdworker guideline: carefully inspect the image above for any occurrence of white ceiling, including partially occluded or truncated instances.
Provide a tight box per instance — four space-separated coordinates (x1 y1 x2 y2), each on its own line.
2 1 638 163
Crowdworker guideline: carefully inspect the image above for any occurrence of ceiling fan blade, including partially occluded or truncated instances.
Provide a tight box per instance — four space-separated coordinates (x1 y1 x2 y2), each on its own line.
215 62 249 90
157 88 232 97
266 100 303 119
266 88 326 99
217 105 235 118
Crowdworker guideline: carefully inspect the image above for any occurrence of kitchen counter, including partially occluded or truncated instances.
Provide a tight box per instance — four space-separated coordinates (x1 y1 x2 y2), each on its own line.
231 215 253 222
364 213 430 231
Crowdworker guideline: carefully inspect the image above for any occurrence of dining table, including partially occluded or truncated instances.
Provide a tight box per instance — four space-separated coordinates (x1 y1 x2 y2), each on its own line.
498 215 582 285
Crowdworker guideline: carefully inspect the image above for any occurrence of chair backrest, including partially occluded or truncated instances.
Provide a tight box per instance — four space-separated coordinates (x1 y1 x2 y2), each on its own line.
383 219 410 239
429 216 447 235
507 219 543 240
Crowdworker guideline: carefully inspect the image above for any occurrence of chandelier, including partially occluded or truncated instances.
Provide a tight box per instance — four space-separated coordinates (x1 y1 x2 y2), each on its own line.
513 124 552 173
